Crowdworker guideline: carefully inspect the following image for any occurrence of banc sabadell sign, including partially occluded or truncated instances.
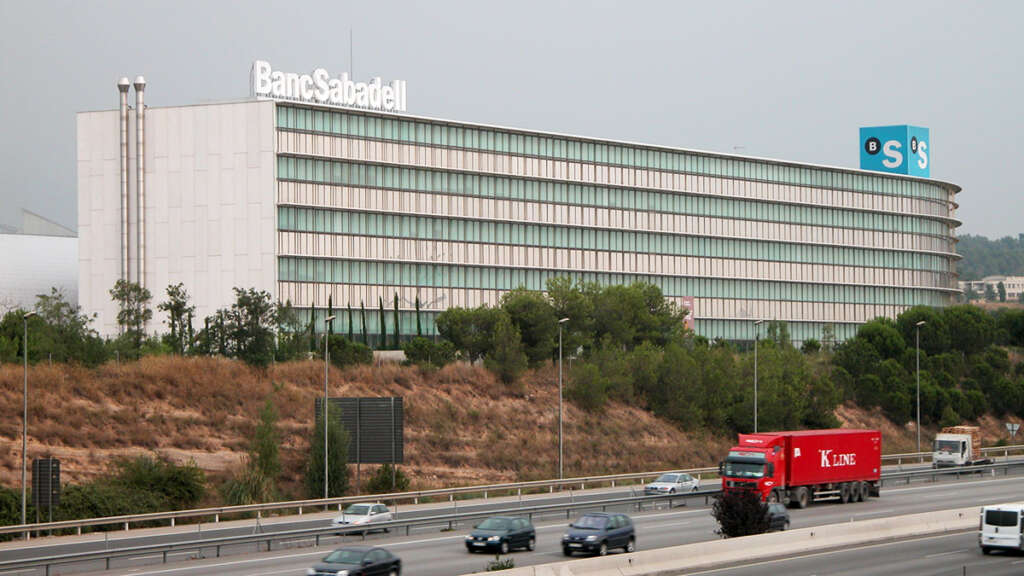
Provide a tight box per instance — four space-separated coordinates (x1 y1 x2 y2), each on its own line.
251 60 407 112
859 125 929 178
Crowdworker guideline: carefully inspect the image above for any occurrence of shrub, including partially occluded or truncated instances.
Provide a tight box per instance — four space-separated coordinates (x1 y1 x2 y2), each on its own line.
486 555 515 570
402 337 456 368
712 489 769 538
327 335 373 368
364 464 410 494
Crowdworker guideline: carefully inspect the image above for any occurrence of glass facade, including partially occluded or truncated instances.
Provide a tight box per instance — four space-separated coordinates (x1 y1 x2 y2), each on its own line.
274 104 960 344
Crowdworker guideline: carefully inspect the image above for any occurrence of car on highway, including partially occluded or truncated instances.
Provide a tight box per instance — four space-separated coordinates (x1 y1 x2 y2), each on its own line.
464 516 536 554
766 502 790 531
307 546 401 576
561 512 635 556
644 472 700 495
332 503 394 534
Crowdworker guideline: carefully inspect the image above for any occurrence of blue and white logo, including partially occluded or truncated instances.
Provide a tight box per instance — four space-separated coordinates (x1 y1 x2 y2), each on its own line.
859 125 929 177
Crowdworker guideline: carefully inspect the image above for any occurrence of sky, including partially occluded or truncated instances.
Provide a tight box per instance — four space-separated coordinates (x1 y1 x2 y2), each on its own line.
0 0 1021 238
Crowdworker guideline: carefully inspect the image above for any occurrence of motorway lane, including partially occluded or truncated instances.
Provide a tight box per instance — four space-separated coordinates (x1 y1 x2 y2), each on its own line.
58 473 1024 576
683 531 1024 576
0 459 987 565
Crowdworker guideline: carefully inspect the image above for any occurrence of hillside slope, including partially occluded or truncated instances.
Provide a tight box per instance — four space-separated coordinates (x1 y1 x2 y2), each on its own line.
2 358 1015 500
0 358 733 496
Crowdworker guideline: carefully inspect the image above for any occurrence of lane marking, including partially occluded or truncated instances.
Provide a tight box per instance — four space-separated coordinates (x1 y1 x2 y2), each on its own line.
924 548 968 558
852 509 895 517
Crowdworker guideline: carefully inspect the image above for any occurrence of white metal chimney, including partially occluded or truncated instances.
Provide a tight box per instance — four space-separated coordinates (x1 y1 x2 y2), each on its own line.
117 77 131 288
133 76 146 294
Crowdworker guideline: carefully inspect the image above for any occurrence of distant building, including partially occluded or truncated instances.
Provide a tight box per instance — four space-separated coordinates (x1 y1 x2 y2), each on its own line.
0 231 78 313
76 66 962 342
959 276 1024 302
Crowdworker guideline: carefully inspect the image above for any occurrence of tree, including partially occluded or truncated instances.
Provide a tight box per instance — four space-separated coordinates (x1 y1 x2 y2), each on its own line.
402 336 455 368
347 303 354 342
227 288 277 368
378 296 387 349
306 408 350 498
275 300 307 361
28 288 107 366
500 287 558 367
942 305 996 356
546 277 596 354
712 490 769 538
109 279 153 358
998 281 1007 302
157 283 195 356
856 317 906 360
364 463 410 494
360 301 368 344
985 284 997 302
327 335 374 368
436 305 506 362
415 296 423 337
393 293 400 349
484 313 528 385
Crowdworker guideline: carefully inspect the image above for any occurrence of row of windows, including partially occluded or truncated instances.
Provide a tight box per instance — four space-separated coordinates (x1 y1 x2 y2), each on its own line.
292 306 861 344
276 105 954 203
277 206 952 273
276 257 950 307
276 156 952 240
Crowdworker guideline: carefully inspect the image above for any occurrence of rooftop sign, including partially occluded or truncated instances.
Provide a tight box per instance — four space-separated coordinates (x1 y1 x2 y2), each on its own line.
251 60 407 112
859 125 929 177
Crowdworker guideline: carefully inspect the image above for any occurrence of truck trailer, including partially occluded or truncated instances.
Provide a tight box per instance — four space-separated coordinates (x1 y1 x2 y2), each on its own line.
719 429 882 508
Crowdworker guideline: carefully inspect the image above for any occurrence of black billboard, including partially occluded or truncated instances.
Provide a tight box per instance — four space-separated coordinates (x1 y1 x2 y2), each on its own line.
315 397 404 465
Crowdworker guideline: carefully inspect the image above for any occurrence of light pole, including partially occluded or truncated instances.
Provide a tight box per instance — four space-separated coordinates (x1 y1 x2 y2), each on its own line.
22 311 36 531
324 314 336 501
753 320 763 434
558 317 569 480
915 320 926 453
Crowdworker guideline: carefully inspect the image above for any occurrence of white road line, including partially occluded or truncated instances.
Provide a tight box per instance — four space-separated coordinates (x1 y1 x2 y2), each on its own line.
924 548 968 558
851 509 895 517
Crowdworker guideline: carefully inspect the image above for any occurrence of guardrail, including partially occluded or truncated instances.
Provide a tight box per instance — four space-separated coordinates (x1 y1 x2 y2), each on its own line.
4 460 1023 576
3 444 1023 538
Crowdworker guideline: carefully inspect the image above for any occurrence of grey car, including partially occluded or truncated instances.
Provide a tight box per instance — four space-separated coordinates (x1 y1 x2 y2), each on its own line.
766 502 790 531
561 512 635 556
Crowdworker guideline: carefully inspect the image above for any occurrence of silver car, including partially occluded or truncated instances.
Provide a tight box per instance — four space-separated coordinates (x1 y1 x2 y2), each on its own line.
332 503 394 534
644 473 700 495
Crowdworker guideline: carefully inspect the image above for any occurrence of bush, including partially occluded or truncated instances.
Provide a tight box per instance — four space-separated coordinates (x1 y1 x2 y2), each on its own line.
486 555 515 570
402 337 456 368
327 335 373 368
111 455 206 510
364 464 410 494
712 489 769 538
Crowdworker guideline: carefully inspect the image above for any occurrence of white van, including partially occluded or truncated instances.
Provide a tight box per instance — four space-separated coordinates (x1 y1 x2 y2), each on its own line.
979 504 1024 554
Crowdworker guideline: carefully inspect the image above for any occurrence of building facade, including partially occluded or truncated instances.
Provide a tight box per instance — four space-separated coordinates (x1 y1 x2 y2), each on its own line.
960 276 1024 302
78 89 962 343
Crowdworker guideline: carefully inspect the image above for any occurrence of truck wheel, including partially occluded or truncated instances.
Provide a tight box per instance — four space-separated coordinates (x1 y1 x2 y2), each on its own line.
791 487 808 509
839 483 851 504
857 482 868 502
849 481 862 502
982 546 991 555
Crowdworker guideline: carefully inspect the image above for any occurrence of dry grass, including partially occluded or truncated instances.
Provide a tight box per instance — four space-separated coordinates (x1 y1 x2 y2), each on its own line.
2 357 949 502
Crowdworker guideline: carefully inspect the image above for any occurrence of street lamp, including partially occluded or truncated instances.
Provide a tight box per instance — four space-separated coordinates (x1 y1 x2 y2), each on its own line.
22 310 36 532
323 314 336 501
915 320 926 453
753 320 764 434
557 317 569 480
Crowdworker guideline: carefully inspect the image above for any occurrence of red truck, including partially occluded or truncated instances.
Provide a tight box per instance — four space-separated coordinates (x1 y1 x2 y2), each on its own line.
719 429 881 508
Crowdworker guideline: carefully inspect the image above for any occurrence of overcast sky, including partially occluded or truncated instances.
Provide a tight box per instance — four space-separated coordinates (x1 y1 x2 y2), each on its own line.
0 0 1020 238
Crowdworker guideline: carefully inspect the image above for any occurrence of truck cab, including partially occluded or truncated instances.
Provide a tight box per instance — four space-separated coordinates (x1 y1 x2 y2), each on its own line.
720 434 786 502
933 426 991 468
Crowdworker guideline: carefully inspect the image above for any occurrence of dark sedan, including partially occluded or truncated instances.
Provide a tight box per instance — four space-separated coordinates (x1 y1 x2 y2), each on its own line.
561 512 635 556
464 516 536 554
307 546 401 576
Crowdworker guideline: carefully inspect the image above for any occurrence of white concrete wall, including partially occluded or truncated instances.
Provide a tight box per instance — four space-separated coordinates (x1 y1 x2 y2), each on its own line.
0 234 78 312
77 100 277 337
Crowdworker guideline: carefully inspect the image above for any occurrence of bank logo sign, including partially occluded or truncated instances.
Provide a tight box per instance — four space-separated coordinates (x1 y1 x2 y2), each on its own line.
859 125 929 177
251 60 407 112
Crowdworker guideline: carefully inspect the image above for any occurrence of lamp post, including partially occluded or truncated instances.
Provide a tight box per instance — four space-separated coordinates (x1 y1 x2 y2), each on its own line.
558 317 569 480
324 314 336 501
753 320 763 433
915 320 926 453
22 311 36 532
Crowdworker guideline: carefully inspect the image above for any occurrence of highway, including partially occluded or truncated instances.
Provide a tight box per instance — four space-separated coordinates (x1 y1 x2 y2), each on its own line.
15 470 1020 576
684 531 1022 576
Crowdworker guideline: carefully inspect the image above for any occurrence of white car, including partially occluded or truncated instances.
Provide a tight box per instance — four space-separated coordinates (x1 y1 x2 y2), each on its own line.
644 473 700 495
332 503 394 534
